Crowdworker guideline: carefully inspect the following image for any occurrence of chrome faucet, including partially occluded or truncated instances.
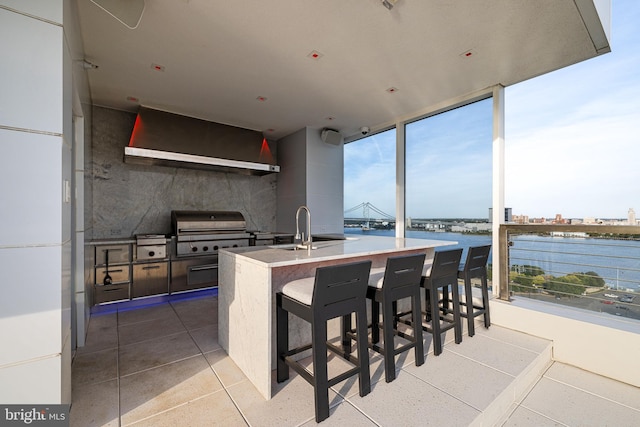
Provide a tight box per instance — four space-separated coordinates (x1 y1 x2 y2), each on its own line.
295 205 312 251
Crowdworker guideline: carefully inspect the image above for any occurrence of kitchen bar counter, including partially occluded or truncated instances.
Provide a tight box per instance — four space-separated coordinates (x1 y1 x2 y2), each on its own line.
218 235 456 399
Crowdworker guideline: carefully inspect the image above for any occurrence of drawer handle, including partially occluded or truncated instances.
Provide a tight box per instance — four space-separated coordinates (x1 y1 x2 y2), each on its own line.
102 248 123 253
142 265 161 270
107 269 124 273
189 265 217 272
103 287 123 292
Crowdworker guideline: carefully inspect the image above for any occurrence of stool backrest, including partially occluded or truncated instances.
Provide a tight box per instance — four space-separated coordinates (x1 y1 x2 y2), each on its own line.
429 249 463 288
312 260 372 313
463 245 491 273
383 253 426 291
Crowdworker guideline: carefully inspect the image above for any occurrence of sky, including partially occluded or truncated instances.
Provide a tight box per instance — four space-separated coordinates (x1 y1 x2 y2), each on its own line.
345 0 640 220
505 0 640 219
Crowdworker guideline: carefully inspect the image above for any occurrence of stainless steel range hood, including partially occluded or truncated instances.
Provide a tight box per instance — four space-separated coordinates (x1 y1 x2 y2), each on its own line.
124 107 279 176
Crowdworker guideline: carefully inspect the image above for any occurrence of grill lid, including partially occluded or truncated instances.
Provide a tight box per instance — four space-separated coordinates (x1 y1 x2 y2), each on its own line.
171 210 247 234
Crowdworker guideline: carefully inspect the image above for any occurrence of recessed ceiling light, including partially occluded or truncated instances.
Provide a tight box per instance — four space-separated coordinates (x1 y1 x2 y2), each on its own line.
382 0 399 10
126 96 139 102
256 96 268 102
386 87 399 93
325 116 336 121
151 63 165 72
460 49 476 58
307 50 324 60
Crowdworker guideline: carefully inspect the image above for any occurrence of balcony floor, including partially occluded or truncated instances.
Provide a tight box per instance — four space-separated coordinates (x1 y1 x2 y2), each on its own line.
70 293 640 426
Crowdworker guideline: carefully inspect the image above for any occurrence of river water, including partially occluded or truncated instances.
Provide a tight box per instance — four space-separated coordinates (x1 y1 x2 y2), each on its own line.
344 228 640 292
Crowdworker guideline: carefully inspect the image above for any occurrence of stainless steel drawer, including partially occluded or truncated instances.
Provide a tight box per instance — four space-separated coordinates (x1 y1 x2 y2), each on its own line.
132 262 169 298
94 283 129 304
95 265 130 285
170 257 217 293
96 245 130 265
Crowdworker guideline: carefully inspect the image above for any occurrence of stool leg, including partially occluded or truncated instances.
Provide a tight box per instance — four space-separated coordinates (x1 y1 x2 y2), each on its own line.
412 289 424 366
276 296 289 383
355 305 371 396
481 274 491 328
311 319 330 423
382 296 396 383
442 285 450 315
371 299 380 344
429 287 443 356
464 273 475 337
341 314 352 353
424 287 432 322
452 282 462 344
392 300 398 330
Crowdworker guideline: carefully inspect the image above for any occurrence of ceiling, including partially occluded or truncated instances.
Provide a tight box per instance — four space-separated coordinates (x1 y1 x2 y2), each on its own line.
75 0 609 141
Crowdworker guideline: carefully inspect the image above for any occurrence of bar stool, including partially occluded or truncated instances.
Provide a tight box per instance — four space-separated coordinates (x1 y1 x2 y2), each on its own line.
365 253 426 383
458 245 492 337
276 260 372 423
418 248 463 356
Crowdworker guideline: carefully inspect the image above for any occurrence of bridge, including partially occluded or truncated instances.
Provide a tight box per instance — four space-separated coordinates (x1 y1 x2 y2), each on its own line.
344 202 394 230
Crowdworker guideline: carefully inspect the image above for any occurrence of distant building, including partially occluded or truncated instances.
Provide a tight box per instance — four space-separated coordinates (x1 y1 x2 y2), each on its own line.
550 231 588 237
552 213 568 224
628 208 636 225
488 207 512 223
451 222 492 233
512 214 529 224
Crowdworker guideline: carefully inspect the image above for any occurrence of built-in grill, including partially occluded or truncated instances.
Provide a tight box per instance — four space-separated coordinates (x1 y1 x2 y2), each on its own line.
171 210 251 257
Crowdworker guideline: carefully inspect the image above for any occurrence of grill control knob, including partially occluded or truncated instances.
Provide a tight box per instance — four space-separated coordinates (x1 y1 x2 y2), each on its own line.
203 246 209 251
192 247 198 252
149 251 155 257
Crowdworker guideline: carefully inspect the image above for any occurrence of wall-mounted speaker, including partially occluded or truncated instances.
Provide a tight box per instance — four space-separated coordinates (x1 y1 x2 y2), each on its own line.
320 128 343 145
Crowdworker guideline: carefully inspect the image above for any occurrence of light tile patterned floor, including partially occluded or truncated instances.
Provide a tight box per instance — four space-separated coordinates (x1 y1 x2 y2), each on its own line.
70 293 640 426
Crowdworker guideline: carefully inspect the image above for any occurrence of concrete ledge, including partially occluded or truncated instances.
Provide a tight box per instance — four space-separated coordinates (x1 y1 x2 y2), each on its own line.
490 297 640 387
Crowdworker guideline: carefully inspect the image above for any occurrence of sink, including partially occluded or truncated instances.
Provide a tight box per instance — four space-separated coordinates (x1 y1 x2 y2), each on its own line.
269 243 317 251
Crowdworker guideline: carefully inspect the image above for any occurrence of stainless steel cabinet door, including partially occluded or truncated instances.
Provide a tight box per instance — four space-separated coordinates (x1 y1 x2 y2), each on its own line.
132 262 169 298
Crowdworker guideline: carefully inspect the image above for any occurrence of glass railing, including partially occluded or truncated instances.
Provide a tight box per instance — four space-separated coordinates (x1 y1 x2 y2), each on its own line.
498 224 640 322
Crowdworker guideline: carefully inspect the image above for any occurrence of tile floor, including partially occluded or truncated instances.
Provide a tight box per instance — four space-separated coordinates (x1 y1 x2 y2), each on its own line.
70 292 640 426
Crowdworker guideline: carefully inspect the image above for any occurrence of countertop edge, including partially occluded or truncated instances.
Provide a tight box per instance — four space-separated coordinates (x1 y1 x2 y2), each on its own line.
219 236 457 268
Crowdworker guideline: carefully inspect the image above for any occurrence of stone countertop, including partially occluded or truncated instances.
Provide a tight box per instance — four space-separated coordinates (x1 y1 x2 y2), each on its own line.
219 235 456 268
89 237 172 245
88 238 136 245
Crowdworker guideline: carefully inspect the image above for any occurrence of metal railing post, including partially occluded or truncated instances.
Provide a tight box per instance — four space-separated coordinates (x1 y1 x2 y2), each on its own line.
498 225 510 300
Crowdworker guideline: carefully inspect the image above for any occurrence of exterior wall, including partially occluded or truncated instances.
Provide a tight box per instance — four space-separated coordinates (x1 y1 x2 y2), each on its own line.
91 106 278 237
276 127 344 235
276 128 307 233
305 128 344 235
0 0 70 404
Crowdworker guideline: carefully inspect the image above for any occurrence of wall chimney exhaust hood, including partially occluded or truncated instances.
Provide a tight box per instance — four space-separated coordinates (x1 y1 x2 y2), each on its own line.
124 107 279 175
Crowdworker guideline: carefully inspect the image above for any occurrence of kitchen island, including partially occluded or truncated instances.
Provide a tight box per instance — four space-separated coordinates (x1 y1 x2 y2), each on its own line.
218 235 456 399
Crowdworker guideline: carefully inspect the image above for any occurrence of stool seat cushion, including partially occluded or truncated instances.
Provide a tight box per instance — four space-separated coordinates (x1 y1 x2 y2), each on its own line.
282 276 315 305
367 267 386 289
422 262 433 277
